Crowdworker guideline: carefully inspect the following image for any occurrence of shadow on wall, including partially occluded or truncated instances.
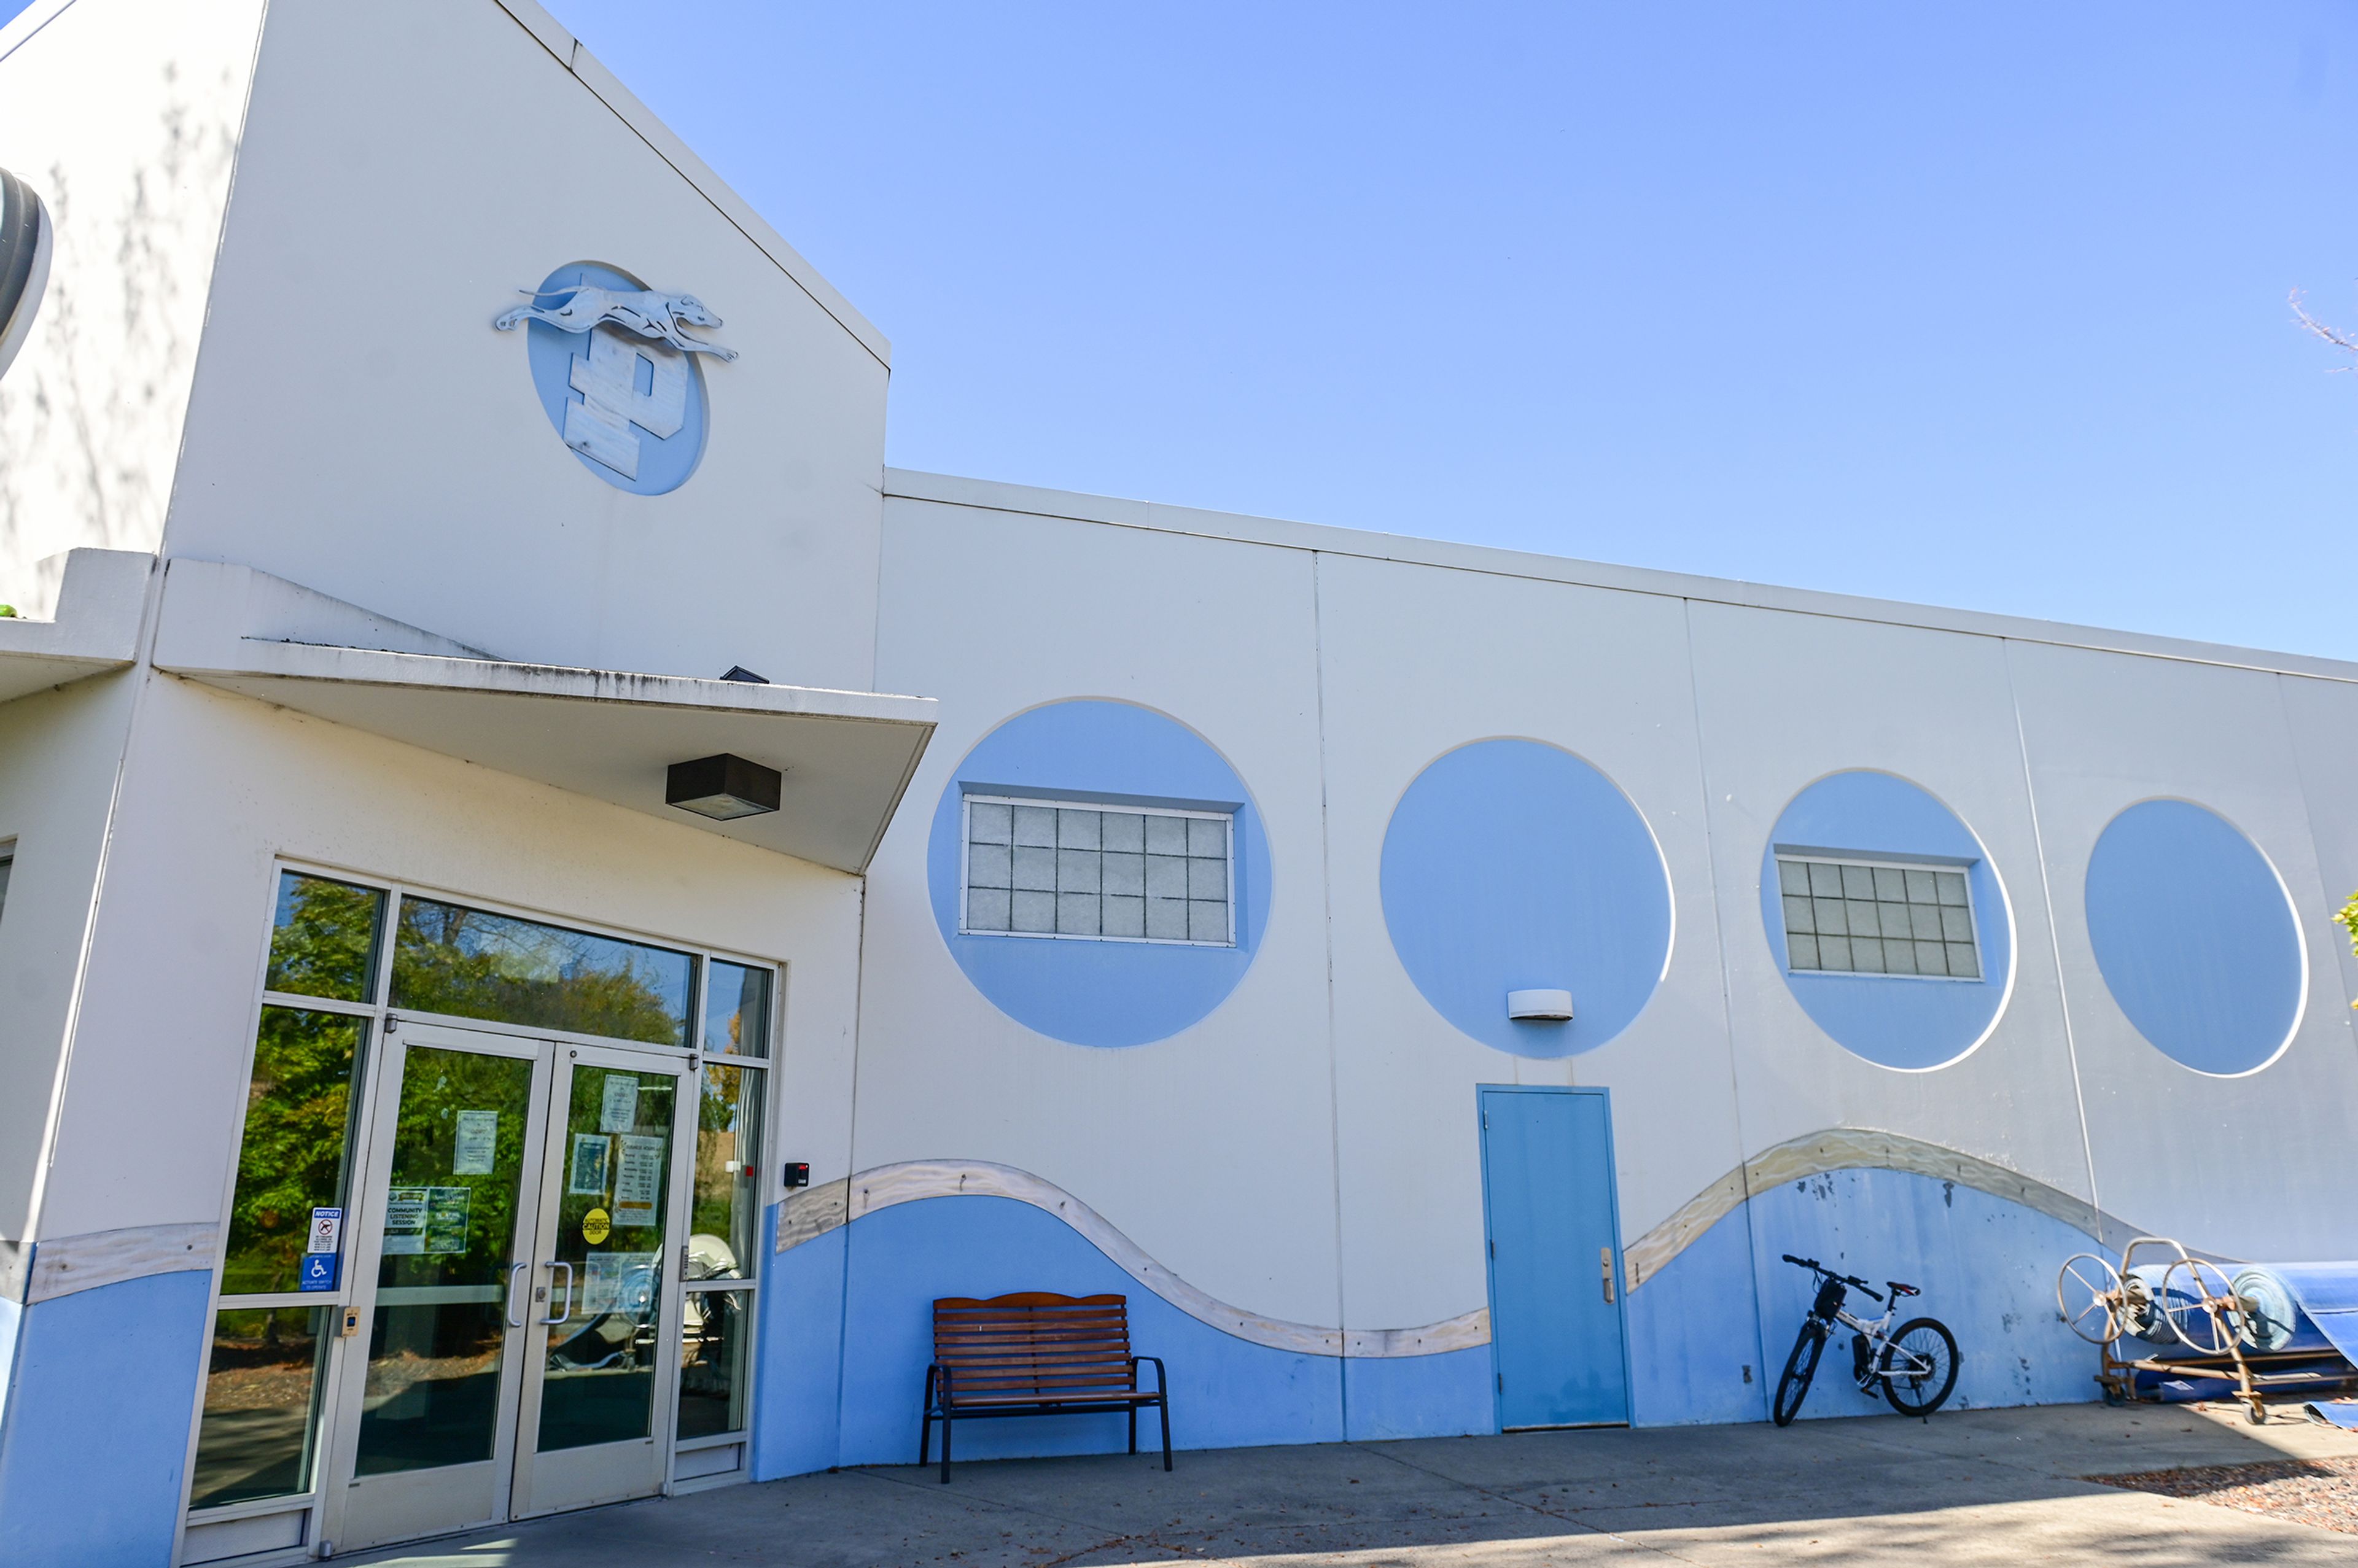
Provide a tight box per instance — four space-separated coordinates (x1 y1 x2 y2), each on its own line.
0 61 240 612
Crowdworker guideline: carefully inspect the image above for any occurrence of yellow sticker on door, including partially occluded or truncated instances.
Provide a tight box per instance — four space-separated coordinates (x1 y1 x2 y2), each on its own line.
582 1207 612 1244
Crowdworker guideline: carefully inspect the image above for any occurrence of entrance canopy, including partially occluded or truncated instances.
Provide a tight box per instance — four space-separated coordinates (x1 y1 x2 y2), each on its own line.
0 548 150 705
152 559 935 874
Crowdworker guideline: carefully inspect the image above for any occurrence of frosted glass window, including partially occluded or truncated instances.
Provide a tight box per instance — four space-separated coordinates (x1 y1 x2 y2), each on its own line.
963 796 1234 947
1776 856 1979 979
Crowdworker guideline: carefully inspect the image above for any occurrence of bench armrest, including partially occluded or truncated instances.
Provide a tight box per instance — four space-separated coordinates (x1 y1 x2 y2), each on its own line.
1132 1355 1169 1397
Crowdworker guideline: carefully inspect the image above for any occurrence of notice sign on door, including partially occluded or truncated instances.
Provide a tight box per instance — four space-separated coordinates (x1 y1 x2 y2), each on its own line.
383 1186 472 1255
568 1133 611 1196
306 1207 343 1255
599 1073 639 1133
453 1109 499 1175
612 1135 664 1228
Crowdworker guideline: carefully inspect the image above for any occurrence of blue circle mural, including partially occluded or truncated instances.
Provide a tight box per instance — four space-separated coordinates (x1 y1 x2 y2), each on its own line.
517 262 708 495
1759 771 2011 1071
2085 800 2303 1076
927 700 1271 1048
1381 740 1670 1058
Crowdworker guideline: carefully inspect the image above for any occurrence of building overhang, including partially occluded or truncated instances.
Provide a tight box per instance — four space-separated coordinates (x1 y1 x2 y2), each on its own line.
0 549 151 705
152 559 936 874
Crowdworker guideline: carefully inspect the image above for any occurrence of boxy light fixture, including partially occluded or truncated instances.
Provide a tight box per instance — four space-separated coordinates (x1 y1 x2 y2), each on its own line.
667 753 782 820
1506 988 1575 1022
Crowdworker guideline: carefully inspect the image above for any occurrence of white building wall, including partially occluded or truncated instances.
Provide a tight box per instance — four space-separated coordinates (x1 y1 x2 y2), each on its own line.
0 673 140 1243
2010 642 2358 1261
864 500 1341 1326
161 0 892 685
0 0 266 616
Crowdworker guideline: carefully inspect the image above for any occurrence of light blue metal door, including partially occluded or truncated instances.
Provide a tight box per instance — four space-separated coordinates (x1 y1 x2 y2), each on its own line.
1478 1087 1630 1429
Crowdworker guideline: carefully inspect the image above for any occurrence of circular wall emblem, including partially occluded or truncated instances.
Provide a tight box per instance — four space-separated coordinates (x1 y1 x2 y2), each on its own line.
499 262 720 495
0 167 52 382
2085 799 2303 1076
1381 739 1671 1058
1758 770 2012 1071
924 700 1272 1048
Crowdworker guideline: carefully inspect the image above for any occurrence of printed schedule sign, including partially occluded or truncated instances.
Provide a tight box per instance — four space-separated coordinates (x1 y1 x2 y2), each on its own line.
612 1135 664 1228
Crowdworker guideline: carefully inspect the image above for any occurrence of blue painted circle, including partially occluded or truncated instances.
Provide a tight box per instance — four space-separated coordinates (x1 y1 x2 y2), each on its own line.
1759 771 2011 1071
1380 740 1670 1057
926 701 1271 1048
2085 801 2302 1075
521 262 707 495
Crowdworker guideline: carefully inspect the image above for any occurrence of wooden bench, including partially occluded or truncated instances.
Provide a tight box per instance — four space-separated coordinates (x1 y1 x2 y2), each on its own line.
919 1292 1172 1481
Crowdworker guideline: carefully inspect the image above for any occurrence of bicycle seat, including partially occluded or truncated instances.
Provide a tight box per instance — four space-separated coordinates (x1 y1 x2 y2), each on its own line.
1888 1282 1920 1297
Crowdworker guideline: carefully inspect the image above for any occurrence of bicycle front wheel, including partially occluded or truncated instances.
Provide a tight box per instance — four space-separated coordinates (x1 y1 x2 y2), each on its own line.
1879 1318 1959 1416
1773 1321 1826 1427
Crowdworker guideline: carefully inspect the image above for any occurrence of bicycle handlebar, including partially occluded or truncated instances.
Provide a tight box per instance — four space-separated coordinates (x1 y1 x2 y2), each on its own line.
1780 1254 1881 1302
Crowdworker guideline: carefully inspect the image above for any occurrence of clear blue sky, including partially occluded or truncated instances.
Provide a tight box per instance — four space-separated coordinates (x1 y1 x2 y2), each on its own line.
20 2 2358 656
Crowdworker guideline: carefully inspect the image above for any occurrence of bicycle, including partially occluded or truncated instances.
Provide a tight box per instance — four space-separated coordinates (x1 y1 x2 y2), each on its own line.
1772 1254 1959 1426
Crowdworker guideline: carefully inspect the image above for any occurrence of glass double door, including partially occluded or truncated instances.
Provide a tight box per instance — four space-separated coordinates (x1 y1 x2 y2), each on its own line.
324 1021 692 1553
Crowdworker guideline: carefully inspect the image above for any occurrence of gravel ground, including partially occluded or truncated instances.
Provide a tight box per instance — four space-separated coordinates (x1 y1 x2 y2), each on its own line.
2089 1455 2358 1535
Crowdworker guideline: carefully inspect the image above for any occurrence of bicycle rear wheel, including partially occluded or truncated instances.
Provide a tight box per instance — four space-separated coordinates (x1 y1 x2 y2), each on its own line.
1879 1318 1959 1416
1773 1321 1826 1427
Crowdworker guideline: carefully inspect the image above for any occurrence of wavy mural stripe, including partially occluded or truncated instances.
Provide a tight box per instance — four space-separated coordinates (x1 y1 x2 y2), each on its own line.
774 1159 1489 1359
1621 1127 2142 1290
779 1136 2144 1356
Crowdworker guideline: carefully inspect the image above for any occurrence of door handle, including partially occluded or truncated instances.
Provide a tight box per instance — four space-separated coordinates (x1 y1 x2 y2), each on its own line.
505 1261 530 1328
1600 1247 1616 1305
541 1261 573 1325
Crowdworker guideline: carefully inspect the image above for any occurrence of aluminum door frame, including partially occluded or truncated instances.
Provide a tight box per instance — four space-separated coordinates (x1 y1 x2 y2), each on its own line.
316 1019 554 1556
1474 1084 1635 1432
507 1038 696 1519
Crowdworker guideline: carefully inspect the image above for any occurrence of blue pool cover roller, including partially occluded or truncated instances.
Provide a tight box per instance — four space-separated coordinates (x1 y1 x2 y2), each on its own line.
2231 1265 2358 1359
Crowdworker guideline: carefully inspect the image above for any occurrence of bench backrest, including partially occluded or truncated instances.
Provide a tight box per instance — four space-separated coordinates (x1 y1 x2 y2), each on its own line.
932 1292 1135 1398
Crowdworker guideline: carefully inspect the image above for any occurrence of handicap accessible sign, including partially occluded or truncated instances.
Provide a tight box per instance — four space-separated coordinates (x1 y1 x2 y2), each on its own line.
299 1251 340 1291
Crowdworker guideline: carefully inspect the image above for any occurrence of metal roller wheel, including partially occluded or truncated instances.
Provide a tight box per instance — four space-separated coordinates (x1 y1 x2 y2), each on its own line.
2160 1257 2248 1356
2056 1253 2125 1346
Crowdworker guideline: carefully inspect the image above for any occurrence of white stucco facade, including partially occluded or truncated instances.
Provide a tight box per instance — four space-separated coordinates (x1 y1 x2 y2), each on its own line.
2 2 2354 1564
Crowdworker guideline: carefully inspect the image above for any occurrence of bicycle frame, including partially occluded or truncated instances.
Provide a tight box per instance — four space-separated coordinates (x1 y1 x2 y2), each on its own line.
1826 1301 1937 1385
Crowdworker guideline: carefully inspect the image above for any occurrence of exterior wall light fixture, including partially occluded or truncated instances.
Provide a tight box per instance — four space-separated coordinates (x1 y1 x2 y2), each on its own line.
1506 988 1574 1022
667 753 781 820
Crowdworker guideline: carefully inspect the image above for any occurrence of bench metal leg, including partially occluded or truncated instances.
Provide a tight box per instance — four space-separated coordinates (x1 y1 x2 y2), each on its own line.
1128 1404 1138 1454
940 1412 952 1483
919 1367 936 1469
1159 1395 1172 1472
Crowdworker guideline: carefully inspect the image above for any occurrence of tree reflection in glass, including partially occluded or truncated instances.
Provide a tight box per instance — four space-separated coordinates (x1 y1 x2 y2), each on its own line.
689 1064 763 1281
392 898 694 1047
267 872 385 1003
221 1008 367 1295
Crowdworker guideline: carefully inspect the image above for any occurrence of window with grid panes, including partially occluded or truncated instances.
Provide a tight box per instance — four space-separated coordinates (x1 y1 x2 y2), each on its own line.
962 796 1234 946
1776 856 1980 979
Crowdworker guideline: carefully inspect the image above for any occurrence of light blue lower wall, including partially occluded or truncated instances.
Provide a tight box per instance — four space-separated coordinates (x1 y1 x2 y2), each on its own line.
0 1270 211 1568
0 1294 19 1443
1627 1200 1772 1425
1741 1167 2099 1415
751 1168 2103 1473
1342 1347 1492 1441
751 1203 847 1483
829 1197 1343 1466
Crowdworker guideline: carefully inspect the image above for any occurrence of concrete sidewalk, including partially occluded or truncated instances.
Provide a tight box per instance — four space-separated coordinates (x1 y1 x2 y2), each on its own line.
348 1403 2358 1566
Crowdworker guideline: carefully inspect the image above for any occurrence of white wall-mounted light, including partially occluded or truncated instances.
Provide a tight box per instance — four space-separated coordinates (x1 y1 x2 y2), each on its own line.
1507 989 1574 1022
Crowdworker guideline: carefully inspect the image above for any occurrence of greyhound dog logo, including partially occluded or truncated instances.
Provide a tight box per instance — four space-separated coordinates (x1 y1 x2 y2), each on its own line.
494 266 737 493
493 283 739 361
